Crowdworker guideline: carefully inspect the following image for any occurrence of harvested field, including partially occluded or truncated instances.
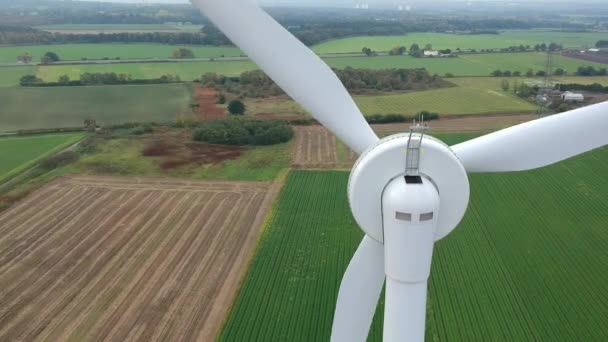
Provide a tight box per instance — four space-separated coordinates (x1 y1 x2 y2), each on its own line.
194 87 227 121
0 175 276 342
292 126 342 169
372 114 537 134
293 114 536 169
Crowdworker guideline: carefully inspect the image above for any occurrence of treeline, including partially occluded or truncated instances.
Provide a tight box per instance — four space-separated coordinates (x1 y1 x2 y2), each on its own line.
576 66 607 76
0 26 230 46
596 40 608 48
201 68 450 98
20 73 181 87
193 119 293 146
556 83 608 93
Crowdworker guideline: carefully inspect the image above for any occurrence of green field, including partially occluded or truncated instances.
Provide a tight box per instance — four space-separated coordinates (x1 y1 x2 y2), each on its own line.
313 30 608 54
0 133 84 184
23 53 604 87
0 84 192 132
356 86 538 115
245 77 539 116
36 24 203 31
0 44 243 63
0 66 35 87
33 60 257 84
220 142 608 341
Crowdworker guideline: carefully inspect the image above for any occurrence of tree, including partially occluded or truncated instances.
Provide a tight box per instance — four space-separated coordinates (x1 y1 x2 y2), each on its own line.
513 71 522 77
20 75 42 86
535 70 547 77
361 47 375 57
389 46 406 56
43 51 60 63
228 100 246 115
409 43 421 57
548 42 562 52
491 70 503 77
58 75 70 84
217 94 226 104
526 69 534 77
424 43 433 51
172 48 195 58
501 79 510 92
17 52 33 64
596 40 608 48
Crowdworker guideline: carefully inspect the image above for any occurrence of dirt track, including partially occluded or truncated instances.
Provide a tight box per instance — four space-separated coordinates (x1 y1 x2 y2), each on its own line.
0 175 275 342
292 114 536 168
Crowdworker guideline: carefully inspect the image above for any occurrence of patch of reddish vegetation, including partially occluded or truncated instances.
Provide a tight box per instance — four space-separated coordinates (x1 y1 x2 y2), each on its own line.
194 87 227 121
142 137 244 170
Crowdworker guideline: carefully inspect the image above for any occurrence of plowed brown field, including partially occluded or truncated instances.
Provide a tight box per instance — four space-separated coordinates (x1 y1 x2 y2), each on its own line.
0 175 275 342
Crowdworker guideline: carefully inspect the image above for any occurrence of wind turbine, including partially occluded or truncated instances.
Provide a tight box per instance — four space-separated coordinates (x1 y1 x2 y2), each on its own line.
191 1 608 341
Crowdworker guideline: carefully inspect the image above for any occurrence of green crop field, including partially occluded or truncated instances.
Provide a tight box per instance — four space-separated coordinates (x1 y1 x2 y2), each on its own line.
356 86 537 115
36 24 203 31
33 60 257 83
0 84 192 132
0 133 84 184
0 66 35 87
245 78 538 116
0 44 243 63
21 53 603 86
312 30 608 54
220 141 608 341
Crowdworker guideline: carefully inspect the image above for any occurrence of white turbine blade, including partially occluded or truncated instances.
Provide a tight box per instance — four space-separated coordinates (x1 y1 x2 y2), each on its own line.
191 0 379 154
384 278 428 342
452 101 608 172
331 235 385 342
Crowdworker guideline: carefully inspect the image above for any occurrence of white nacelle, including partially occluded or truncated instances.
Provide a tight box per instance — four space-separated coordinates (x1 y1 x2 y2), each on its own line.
382 176 440 283
349 134 470 243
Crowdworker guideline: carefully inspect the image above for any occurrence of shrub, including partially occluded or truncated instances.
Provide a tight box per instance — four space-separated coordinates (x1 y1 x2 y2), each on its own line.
130 125 154 135
193 119 293 146
228 100 246 115
418 110 440 121
40 151 79 170
366 114 407 124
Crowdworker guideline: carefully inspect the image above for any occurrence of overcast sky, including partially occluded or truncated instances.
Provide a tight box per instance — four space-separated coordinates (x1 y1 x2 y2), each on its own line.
73 0 607 4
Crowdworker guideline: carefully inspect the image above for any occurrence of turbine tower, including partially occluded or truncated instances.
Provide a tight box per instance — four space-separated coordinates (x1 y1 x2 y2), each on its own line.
191 1 608 341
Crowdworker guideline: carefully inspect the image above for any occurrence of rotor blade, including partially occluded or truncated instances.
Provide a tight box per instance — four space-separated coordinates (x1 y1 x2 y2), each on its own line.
191 0 379 154
384 278 428 342
331 235 385 342
451 101 608 173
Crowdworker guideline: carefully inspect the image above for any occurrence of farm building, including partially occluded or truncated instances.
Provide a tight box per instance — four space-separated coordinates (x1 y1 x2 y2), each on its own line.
561 91 585 102
424 50 440 57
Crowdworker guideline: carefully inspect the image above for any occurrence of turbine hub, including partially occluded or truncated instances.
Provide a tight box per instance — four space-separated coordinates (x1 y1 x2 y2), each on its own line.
348 134 470 243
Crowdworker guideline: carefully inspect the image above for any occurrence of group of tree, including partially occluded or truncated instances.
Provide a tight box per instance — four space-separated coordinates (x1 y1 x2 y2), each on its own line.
361 47 377 57
388 46 407 56
41 51 60 64
596 41 608 48
172 48 195 59
491 68 567 77
533 43 563 52
192 119 293 146
201 68 449 98
556 83 608 93
491 70 523 77
576 66 608 76
17 51 59 64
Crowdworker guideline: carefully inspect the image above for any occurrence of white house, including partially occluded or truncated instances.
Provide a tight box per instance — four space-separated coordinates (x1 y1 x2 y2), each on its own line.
561 91 585 102
423 50 439 57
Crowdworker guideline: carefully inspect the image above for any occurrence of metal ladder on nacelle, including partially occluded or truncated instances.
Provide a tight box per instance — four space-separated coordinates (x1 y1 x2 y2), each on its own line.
405 118 428 176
